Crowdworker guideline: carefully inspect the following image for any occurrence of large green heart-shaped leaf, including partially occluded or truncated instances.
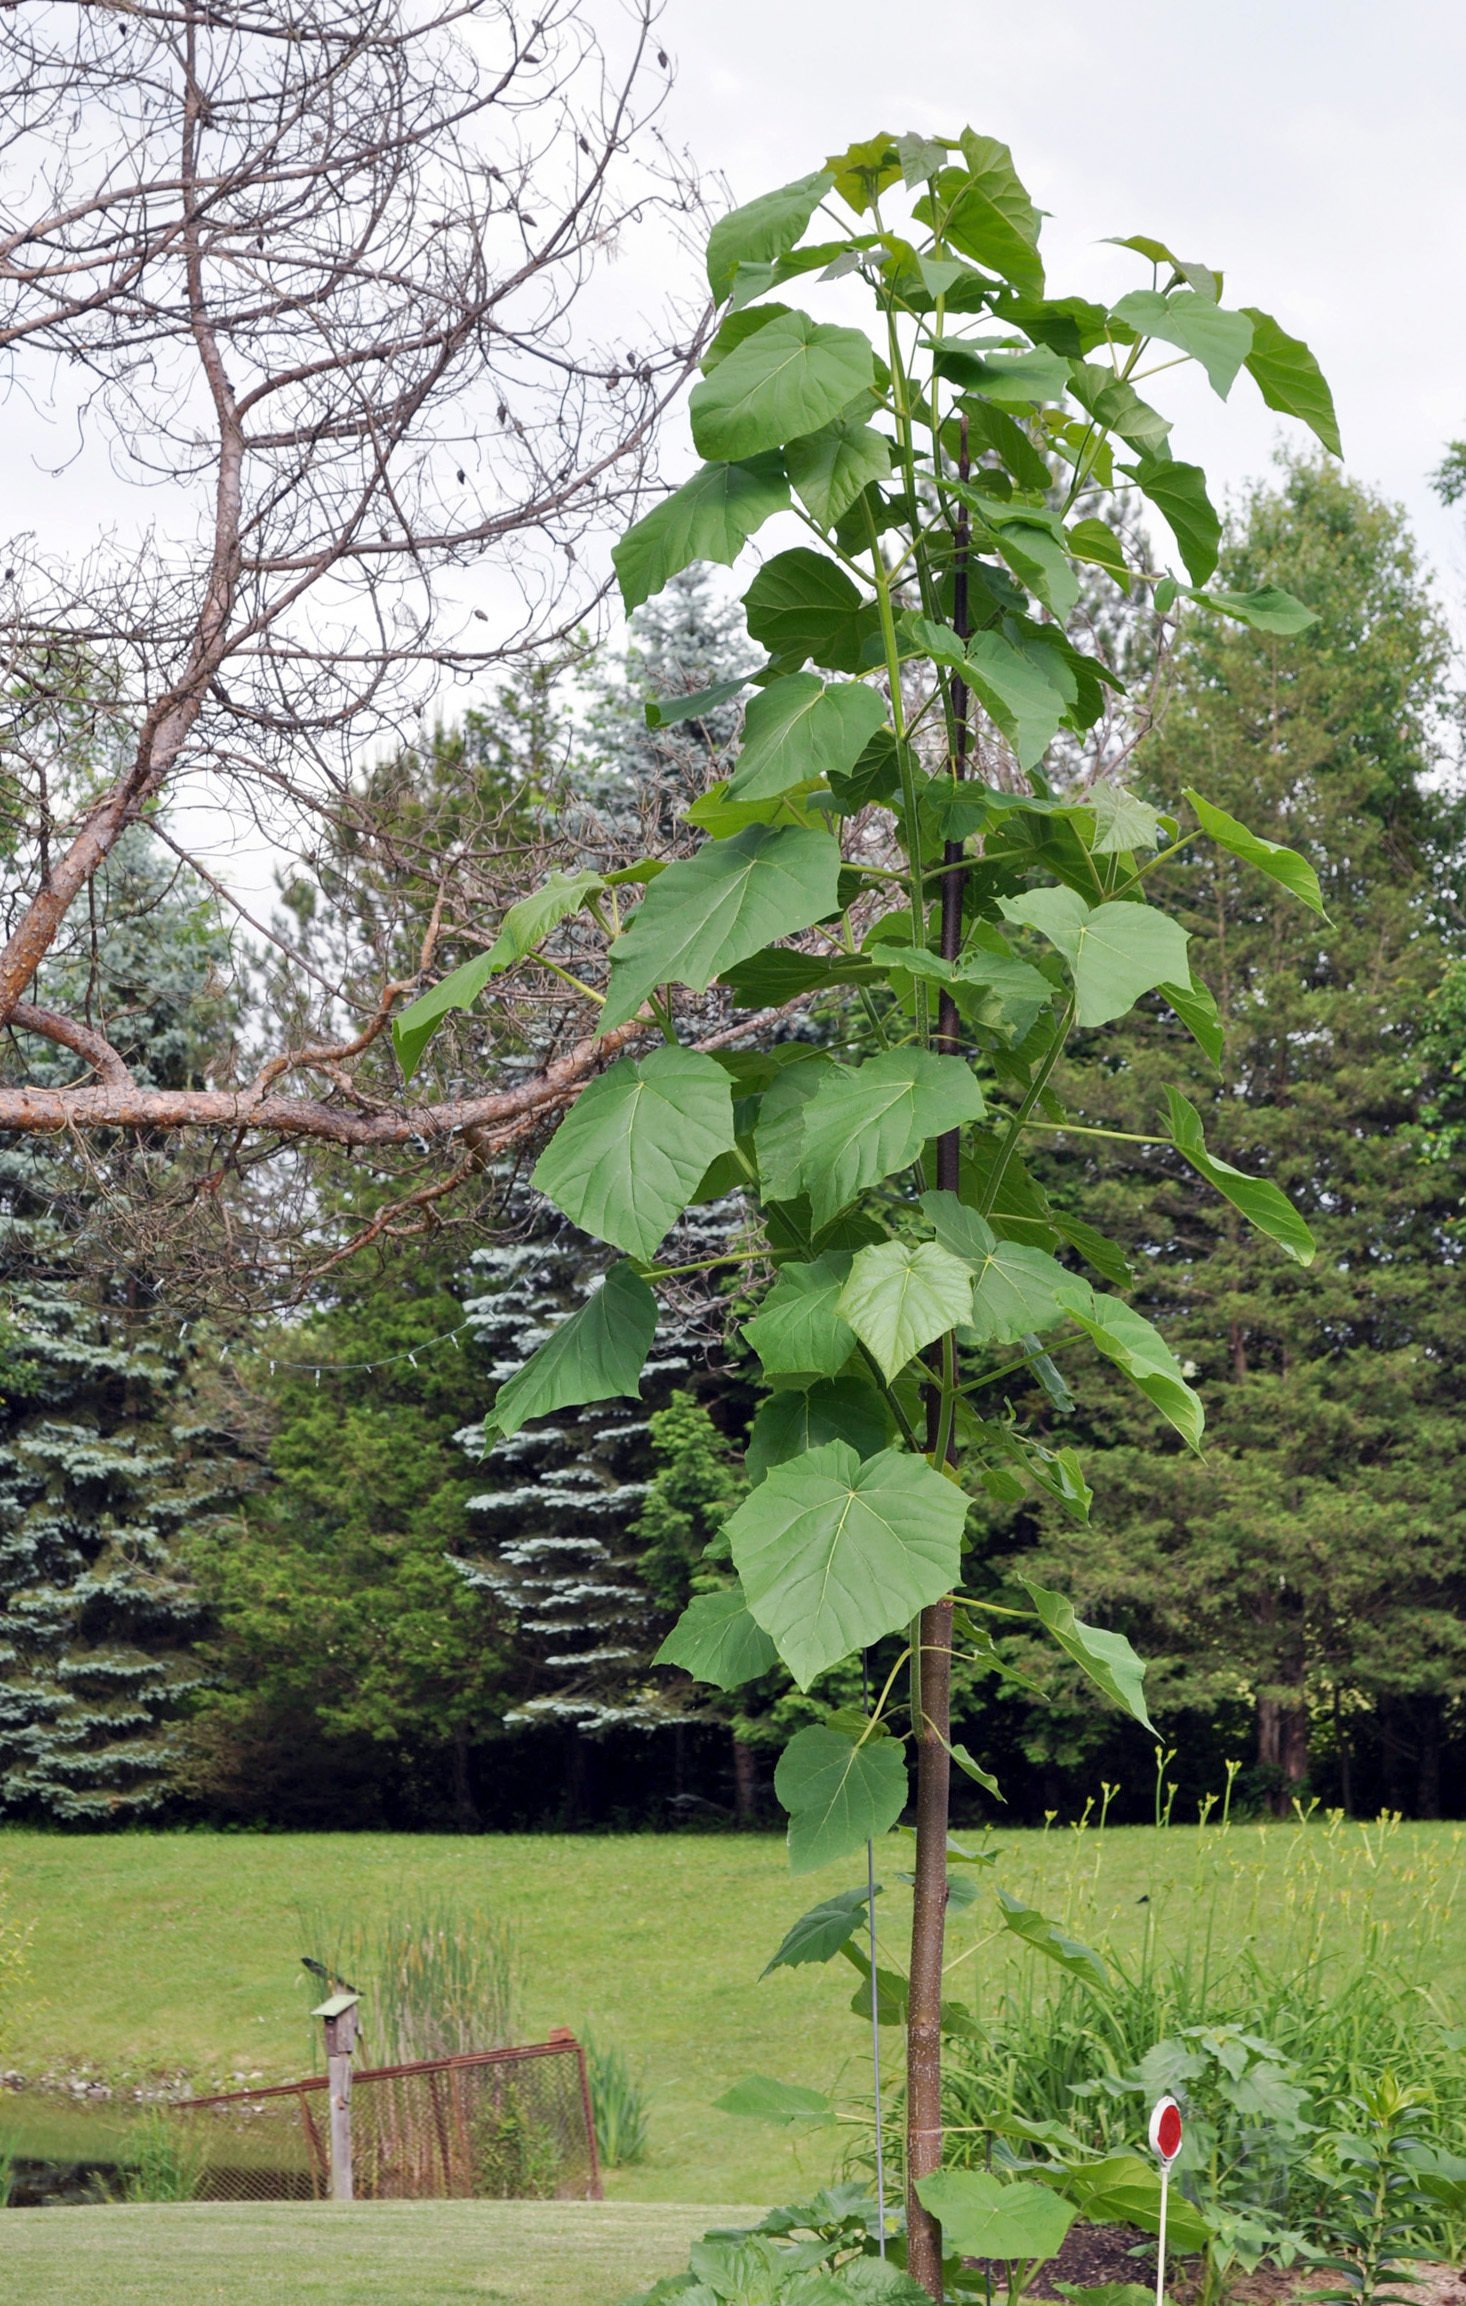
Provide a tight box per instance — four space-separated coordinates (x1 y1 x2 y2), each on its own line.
1051 2155 1211 2251
706 171 833 301
1000 886 1191 1028
729 1441 969 1689
532 1046 735 1259
744 1374 893 1486
963 630 1073 770
690 310 876 463
978 504 1079 622
938 133 1044 294
773 1721 909 1871
743 548 880 673
785 414 892 527
742 1253 856 1381
654 1588 778 1691
761 1884 877 1976
994 1888 1109 1988
600 825 843 1031
836 1239 975 1380
793 1050 987 1229
727 674 886 802
1241 307 1341 457
1123 455 1221 584
751 1054 831 1202
922 1194 1082 1345
1184 787 1325 915
712 2073 836 2127
1110 290 1253 398
1066 1296 1204 1450
1163 1086 1315 1264
915 2170 1076 2263
485 1261 657 1439
612 456 789 613
393 869 605 1080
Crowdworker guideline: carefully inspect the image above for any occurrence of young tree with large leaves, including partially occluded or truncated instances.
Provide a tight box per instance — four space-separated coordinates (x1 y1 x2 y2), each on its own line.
398 133 1337 2296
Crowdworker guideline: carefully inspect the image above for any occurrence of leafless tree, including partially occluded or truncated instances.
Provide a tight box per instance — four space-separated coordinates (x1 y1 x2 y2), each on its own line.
0 0 745 1287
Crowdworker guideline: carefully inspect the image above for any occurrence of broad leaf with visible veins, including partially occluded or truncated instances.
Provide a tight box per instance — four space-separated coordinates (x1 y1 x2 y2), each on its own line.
729 1440 969 1688
792 1050 986 1228
601 826 842 1030
773 1722 909 1872
837 1239 975 1379
532 1046 735 1260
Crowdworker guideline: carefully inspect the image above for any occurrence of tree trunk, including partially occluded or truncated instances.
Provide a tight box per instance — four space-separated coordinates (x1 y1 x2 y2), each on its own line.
562 1727 586 1825
450 1725 480 1833
906 1597 953 2296
1256 1693 1309 1815
1418 1703 1442 1820
731 1735 757 1827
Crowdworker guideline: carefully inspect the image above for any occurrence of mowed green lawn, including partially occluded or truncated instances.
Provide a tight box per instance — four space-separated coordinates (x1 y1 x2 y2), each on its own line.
0 2199 759 2306
3 1820 1463 2203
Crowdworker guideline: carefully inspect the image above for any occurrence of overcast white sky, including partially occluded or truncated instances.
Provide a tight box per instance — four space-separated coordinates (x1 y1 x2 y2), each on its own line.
648 0 1466 605
9 0 1465 908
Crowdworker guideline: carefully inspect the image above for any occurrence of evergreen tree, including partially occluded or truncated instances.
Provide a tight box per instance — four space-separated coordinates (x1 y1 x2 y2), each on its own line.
453 1190 747 1801
187 1253 509 1829
577 566 757 843
0 834 241 1820
1008 457 1466 1815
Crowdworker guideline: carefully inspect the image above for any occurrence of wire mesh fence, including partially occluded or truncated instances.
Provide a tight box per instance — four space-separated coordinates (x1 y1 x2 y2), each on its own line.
172 2035 601 2205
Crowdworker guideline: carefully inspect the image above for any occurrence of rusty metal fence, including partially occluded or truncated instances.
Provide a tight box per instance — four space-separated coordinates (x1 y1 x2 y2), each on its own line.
172 2035 601 2204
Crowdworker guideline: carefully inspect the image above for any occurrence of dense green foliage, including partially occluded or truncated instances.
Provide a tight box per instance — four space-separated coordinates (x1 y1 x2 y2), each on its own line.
188 1253 508 1829
1000 460 1466 1818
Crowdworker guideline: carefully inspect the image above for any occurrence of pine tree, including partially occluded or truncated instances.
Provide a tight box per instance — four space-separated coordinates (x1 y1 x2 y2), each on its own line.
0 834 241 1820
453 1191 747 1797
1008 457 1466 1815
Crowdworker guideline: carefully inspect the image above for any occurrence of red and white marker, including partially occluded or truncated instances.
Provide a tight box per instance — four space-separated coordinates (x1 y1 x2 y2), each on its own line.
1148 2097 1184 2306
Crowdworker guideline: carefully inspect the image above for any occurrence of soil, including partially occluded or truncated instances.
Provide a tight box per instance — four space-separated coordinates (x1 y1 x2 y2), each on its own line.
963 2228 1465 2306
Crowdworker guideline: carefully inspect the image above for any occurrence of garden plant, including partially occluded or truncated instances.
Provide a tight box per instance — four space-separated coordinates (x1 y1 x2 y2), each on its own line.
396 126 1340 2300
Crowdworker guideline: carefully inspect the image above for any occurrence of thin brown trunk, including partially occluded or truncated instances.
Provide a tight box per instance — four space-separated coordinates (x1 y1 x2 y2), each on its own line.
906 1596 953 2295
906 415 970 2304
731 1735 757 1827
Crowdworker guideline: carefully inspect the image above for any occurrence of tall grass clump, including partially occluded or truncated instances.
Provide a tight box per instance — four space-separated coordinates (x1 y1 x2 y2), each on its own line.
119 2109 207 2203
583 2031 651 2168
297 1897 519 2068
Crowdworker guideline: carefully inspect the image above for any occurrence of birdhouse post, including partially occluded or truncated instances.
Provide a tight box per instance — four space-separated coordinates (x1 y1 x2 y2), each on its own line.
312 1991 361 2202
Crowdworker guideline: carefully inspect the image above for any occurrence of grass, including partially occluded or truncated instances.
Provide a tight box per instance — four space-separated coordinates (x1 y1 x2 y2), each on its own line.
0 2197 760 2305
2 1819 1463 2204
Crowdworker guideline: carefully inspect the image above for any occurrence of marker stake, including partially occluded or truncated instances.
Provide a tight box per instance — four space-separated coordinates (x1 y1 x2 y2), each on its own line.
1148 2095 1184 2306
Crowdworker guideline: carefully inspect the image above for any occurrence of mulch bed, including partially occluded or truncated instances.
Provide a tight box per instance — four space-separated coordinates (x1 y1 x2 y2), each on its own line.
962 2227 1465 2306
